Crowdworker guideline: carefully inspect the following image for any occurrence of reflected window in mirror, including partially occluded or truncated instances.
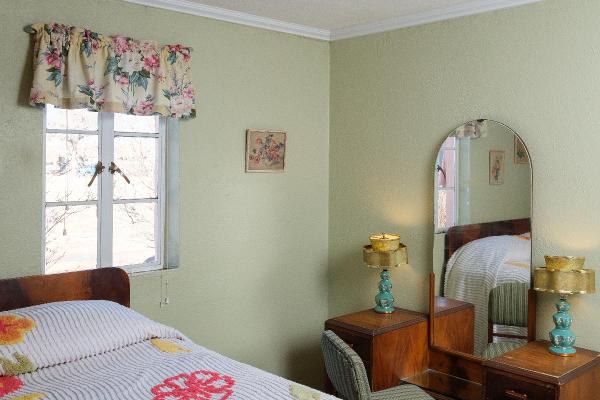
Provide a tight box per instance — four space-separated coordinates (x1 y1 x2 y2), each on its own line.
435 137 457 232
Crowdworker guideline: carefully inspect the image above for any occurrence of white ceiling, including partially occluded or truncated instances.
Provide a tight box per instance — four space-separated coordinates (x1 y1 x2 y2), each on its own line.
125 0 543 40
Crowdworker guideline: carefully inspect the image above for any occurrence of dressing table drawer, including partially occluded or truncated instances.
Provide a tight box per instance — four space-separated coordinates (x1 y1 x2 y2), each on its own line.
485 370 555 400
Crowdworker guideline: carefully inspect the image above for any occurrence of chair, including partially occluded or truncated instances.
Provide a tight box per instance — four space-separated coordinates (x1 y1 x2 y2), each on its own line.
484 282 529 359
321 330 433 400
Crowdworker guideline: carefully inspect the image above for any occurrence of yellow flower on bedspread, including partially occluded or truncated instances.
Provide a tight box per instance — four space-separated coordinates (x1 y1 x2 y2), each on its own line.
151 338 191 353
10 393 46 400
289 383 321 400
0 315 35 345
0 352 36 375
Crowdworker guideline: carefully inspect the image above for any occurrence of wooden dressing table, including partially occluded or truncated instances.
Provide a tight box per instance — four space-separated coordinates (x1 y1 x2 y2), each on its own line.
325 307 600 400
484 340 600 400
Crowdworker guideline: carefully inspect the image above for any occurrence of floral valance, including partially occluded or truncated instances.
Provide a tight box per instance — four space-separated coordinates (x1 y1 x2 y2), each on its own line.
27 23 196 119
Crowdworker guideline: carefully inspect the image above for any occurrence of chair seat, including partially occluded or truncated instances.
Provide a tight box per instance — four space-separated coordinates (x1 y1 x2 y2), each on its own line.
371 384 433 400
483 340 526 359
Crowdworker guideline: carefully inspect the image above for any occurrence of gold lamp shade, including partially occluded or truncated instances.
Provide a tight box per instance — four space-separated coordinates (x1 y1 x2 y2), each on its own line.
369 233 401 252
363 244 408 268
544 256 586 272
533 256 596 295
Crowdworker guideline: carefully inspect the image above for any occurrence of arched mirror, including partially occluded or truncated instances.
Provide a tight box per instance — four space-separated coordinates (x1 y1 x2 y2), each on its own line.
431 119 532 359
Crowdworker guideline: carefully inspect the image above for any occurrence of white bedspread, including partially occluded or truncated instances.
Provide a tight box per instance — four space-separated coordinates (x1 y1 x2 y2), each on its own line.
0 301 337 400
443 235 530 355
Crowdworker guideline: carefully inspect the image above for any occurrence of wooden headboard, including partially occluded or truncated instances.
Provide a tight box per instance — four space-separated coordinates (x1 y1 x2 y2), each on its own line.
444 218 531 263
0 268 130 312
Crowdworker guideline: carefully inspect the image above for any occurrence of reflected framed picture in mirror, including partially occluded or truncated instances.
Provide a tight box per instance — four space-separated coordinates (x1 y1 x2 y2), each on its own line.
514 136 529 164
489 150 505 185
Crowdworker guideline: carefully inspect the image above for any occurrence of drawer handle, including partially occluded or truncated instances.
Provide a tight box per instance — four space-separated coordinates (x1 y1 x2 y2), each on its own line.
504 389 528 400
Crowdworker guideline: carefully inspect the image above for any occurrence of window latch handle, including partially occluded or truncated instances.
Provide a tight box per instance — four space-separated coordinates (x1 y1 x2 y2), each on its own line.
87 161 105 187
109 162 131 184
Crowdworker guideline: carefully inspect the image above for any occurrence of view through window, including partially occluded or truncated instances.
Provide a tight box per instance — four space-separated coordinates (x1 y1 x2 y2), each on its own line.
44 105 165 274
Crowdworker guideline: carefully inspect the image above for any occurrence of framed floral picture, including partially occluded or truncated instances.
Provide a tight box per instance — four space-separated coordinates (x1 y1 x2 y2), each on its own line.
514 136 529 164
489 150 505 185
245 130 287 172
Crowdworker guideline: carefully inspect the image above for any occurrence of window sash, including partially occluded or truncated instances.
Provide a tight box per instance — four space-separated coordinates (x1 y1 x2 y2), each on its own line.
43 110 165 274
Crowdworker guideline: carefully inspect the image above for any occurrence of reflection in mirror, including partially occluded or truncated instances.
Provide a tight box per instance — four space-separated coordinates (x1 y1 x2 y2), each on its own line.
432 120 532 359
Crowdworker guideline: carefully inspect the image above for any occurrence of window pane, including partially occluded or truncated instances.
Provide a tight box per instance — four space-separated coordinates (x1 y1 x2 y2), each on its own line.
66 108 99 131
437 189 455 231
46 104 98 131
113 202 158 267
45 205 97 274
443 136 456 148
113 136 158 200
45 104 67 130
45 133 98 202
114 113 158 133
439 149 456 188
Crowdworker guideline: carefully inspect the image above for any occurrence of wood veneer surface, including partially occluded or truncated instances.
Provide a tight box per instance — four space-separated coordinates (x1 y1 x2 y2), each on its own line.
0 268 130 311
484 340 600 385
326 307 427 336
402 369 483 400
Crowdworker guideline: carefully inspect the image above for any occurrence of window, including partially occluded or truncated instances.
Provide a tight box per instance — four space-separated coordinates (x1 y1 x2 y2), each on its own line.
43 105 166 274
435 136 457 232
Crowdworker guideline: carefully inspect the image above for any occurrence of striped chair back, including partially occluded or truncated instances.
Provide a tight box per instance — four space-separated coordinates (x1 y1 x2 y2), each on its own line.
321 330 371 400
488 282 528 327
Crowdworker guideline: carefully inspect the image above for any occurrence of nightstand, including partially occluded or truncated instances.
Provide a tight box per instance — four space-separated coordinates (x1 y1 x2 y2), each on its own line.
433 296 475 354
324 308 428 391
484 340 600 400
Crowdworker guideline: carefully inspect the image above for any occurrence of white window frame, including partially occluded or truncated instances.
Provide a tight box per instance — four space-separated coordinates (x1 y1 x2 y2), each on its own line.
42 108 166 274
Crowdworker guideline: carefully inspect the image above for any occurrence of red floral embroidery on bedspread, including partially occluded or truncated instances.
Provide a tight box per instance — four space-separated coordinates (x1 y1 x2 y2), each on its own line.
0 375 23 397
151 370 235 400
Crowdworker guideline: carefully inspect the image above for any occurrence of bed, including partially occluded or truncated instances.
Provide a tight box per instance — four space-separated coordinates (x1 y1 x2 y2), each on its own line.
441 218 535 356
0 268 337 400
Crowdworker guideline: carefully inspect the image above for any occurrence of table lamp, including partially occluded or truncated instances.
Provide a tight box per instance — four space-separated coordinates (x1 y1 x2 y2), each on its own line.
363 233 408 313
533 256 596 356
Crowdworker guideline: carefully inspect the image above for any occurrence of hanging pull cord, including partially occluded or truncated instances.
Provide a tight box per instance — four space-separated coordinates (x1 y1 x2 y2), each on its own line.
109 162 131 184
87 161 105 187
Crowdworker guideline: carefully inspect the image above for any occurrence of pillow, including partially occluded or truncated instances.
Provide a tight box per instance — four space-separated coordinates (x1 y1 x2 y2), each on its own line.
0 300 184 376
515 232 531 241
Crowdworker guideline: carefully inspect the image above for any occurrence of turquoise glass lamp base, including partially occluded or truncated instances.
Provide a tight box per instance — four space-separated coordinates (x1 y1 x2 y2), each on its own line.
548 296 577 356
374 269 395 314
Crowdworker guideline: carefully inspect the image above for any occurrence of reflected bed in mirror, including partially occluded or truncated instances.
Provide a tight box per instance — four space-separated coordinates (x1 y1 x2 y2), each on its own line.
431 119 533 359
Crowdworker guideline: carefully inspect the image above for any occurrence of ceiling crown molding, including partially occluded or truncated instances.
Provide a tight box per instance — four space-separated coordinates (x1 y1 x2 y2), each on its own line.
123 0 331 40
330 0 543 40
123 0 543 42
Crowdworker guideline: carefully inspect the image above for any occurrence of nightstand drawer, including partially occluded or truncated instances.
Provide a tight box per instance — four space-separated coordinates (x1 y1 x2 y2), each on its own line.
486 370 556 400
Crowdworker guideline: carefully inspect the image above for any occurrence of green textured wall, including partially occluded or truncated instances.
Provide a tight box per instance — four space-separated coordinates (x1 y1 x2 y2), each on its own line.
467 123 531 224
330 0 600 350
0 0 329 387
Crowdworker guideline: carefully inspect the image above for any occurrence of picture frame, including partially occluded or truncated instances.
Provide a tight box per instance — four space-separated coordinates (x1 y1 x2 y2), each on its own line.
245 129 287 173
489 150 505 185
514 136 529 164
